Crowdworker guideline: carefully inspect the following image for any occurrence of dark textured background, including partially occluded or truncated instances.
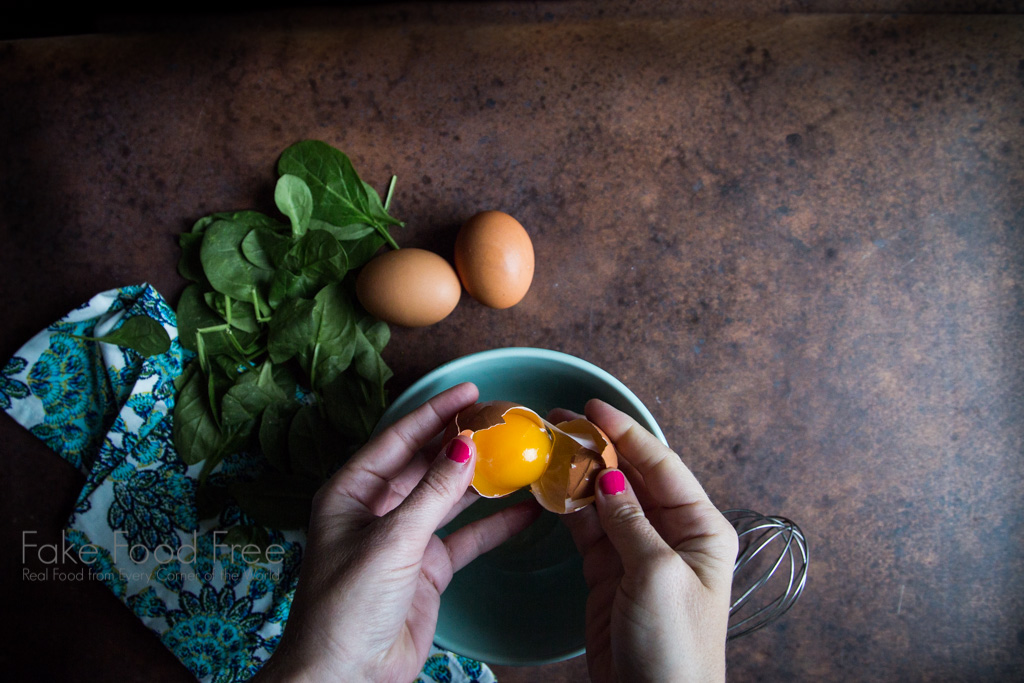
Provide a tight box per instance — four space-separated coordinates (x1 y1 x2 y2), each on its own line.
1 2 1022 681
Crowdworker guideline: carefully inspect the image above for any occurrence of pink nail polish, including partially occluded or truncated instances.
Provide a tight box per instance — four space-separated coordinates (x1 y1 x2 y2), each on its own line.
599 470 626 496
446 438 472 464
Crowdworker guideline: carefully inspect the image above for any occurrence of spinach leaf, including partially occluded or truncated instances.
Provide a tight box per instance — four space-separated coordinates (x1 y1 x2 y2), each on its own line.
267 282 358 388
221 524 275 560
265 297 316 364
196 481 232 520
241 226 291 271
341 233 387 270
71 315 172 358
259 399 301 473
196 210 285 233
178 232 208 285
172 363 232 466
307 218 383 268
267 230 348 308
277 140 402 249
309 219 375 241
177 284 260 358
306 283 360 388
351 316 393 404
287 404 337 481
200 219 274 316
275 174 314 237
322 371 385 443
318 317 392 442
221 361 291 426
204 291 260 334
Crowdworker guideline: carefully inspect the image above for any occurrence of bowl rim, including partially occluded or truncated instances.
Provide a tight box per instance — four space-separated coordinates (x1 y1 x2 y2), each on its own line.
380 346 667 445
376 346 667 665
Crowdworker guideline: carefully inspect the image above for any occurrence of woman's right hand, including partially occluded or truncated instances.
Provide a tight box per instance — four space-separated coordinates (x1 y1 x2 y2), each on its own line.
559 399 739 683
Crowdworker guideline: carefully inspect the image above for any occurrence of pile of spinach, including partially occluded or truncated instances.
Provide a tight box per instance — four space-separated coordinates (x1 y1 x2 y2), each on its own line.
173 140 402 532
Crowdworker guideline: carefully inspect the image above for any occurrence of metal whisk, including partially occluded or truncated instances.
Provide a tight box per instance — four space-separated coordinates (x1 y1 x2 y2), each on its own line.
723 509 808 640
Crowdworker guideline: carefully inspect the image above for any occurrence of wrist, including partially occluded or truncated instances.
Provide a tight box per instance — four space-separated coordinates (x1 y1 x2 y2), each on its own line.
253 647 358 683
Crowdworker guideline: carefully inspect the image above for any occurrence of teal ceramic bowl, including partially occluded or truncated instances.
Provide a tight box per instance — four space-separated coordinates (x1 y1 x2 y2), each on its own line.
375 347 667 666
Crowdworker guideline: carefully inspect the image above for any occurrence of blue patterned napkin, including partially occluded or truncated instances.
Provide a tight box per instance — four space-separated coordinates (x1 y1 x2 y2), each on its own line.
3 283 494 683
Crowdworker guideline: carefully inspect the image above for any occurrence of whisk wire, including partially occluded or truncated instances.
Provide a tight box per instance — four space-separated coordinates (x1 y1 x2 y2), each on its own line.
723 509 808 640
731 526 792 611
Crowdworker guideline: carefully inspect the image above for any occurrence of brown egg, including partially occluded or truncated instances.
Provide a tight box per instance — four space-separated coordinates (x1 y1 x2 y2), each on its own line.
454 211 535 309
444 400 618 513
356 248 461 327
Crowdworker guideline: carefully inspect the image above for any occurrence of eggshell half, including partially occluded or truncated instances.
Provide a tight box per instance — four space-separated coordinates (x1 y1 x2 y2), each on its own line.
531 419 618 514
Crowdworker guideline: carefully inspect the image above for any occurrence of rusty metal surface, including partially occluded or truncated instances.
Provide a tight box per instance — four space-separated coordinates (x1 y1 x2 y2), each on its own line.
1 5 1022 681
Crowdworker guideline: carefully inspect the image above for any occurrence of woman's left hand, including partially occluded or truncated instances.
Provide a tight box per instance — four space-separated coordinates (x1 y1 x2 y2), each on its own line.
255 382 541 682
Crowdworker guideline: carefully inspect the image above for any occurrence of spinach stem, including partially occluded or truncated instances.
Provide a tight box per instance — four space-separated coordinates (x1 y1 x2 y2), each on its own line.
252 290 272 322
381 176 400 250
310 342 321 390
197 332 210 377
383 229 400 250
218 296 257 366
226 332 256 367
384 175 397 212
197 449 224 485
207 370 222 431
198 322 256 367
224 294 233 327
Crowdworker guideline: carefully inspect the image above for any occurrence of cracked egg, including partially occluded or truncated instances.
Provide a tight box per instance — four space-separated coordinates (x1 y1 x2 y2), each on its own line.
443 400 618 514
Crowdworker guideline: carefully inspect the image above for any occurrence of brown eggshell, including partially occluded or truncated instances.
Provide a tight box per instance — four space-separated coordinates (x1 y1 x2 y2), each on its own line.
441 400 519 445
531 418 619 514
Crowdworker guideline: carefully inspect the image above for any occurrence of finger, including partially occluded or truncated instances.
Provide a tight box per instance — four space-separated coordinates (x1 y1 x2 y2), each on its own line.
413 431 486 529
585 399 711 510
340 453 479 529
546 407 583 424
560 506 626 588
561 503 605 555
563 510 626 591
370 429 457 516
317 383 478 517
438 489 481 530
364 457 482 524
593 469 677 575
354 382 478 478
616 455 657 512
382 436 478 562
443 498 543 572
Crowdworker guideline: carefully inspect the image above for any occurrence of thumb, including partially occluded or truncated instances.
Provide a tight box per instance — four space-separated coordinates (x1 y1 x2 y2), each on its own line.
383 436 477 559
594 469 675 574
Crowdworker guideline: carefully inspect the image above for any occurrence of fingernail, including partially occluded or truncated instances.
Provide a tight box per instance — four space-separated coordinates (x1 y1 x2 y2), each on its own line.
445 438 472 464
599 469 626 496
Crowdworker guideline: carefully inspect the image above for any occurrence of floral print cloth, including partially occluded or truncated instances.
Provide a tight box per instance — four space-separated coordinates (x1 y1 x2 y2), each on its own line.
2 283 494 683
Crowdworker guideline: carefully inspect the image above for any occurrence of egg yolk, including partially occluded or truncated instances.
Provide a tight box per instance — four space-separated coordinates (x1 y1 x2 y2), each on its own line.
471 410 553 497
